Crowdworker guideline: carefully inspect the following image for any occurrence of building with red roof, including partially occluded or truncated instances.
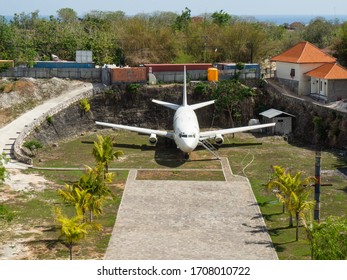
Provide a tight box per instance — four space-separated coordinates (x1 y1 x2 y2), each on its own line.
271 41 347 102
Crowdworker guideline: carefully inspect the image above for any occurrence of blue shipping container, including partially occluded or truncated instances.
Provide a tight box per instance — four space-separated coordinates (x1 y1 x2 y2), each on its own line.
34 61 95 68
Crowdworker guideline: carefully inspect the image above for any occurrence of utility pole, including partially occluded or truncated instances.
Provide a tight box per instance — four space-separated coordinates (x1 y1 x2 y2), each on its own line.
314 150 321 222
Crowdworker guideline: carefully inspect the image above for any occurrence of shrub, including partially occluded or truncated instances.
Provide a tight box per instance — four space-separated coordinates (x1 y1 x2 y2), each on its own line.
46 115 54 124
80 98 91 112
23 140 43 152
126 83 141 94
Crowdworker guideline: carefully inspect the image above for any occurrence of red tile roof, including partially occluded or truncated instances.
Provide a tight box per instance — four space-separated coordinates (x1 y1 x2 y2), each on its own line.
305 63 347 79
271 41 336 64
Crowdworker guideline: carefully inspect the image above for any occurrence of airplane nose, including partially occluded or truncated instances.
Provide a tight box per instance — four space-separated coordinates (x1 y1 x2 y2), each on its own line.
180 139 198 153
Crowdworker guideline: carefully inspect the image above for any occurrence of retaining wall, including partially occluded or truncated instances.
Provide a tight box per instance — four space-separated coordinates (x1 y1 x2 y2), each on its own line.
263 80 347 148
13 85 105 165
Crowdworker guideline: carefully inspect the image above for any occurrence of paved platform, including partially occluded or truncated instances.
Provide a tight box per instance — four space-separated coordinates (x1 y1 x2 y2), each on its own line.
105 159 277 260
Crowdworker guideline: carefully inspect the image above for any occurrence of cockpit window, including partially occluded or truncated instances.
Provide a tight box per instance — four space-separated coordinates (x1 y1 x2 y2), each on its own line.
179 132 195 138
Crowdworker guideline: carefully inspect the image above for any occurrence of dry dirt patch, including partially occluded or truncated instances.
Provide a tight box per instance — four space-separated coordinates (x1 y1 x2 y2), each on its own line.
0 169 54 259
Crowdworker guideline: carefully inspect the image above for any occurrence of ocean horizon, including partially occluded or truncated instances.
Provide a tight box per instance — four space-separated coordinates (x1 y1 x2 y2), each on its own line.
252 14 347 25
2 14 347 25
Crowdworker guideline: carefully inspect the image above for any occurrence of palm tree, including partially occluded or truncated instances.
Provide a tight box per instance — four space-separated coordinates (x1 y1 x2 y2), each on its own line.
267 166 296 227
267 165 316 240
290 172 316 241
58 184 93 222
55 208 90 260
78 164 113 222
92 135 123 174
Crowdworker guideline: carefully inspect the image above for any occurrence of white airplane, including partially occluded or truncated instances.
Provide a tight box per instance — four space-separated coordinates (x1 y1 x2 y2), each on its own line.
96 67 275 159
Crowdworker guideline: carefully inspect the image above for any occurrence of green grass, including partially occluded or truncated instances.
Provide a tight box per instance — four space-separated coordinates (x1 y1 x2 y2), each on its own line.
34 130 221 170
7 131 347 259
137 170 225 181
219 133 347 259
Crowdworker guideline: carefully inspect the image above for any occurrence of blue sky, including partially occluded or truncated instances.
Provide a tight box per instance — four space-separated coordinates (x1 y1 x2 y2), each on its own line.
1 0 346 16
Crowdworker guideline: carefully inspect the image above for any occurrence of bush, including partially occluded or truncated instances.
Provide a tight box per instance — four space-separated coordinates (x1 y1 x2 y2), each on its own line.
80 98 91 112
23 140 43 152
311 216 347 260
126 83 141 94
46 115 54 124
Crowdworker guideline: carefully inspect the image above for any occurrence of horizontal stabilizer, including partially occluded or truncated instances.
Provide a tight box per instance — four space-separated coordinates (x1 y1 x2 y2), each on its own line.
189 100 215 110
152 99 180 110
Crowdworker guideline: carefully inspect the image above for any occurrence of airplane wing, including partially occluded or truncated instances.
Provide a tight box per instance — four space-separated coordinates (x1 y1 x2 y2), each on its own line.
95 121 174 139
199 123 276 139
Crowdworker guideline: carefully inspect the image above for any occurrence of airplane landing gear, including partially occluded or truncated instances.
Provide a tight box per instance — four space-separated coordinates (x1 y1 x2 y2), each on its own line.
184 153 190 160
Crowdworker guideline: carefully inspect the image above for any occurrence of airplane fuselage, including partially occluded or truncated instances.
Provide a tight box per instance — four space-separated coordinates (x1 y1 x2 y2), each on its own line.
173 106 200 153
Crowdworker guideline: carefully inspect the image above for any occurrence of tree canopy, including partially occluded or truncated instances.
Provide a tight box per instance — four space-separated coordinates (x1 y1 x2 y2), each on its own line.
1 9 344 66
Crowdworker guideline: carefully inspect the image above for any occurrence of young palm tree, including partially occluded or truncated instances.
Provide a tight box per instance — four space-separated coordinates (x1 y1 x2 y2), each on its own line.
58 184 93 222
77 164 113 222
267 165 316 240
92 135 123 174
290 172 316 241
267 166 296 227
55 208 90 260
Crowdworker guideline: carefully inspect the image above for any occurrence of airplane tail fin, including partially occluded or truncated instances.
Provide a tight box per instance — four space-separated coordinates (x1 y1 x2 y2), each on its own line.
183 66 188 107
152 65 215 110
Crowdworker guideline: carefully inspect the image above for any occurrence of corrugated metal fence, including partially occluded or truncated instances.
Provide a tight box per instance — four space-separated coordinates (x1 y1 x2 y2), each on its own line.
0 67 101 80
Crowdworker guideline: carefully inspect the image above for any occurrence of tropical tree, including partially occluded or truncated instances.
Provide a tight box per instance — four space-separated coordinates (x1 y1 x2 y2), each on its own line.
290 175 316 241
211 10 231 26
211 79 255 127
58 164 113 222
56 8 78 23
303 17 335 48
333 22 347 67
55 208 90 260
267 166 295 227
58 184 93 222
173 7 191 32
267 165 316 240
77 164 113 222
92 135 123 174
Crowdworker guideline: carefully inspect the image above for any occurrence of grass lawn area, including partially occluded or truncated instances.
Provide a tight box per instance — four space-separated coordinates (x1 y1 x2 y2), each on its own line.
219 133 347 259
3 130 346 259
0 170 126 260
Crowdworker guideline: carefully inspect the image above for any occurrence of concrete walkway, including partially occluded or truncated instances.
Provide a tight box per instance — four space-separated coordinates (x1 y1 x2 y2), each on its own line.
0 83 94 169
105 158 277 260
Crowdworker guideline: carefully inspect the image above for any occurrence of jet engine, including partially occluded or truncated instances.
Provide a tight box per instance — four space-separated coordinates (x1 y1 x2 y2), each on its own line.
214 134 224 146
148 133 158 145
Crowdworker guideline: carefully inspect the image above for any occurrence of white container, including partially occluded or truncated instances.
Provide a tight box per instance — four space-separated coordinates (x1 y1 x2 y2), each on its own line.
76 50 93 63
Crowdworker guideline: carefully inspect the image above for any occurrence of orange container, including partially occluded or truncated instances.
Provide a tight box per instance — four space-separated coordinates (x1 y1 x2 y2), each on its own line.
207 67 218 82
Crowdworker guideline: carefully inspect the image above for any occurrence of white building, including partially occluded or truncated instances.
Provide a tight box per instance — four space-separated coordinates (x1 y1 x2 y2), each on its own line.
259 108 295 135
270 42 347 102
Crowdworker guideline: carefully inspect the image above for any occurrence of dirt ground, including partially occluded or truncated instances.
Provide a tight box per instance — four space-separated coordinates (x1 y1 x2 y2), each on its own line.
0 170 53 260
